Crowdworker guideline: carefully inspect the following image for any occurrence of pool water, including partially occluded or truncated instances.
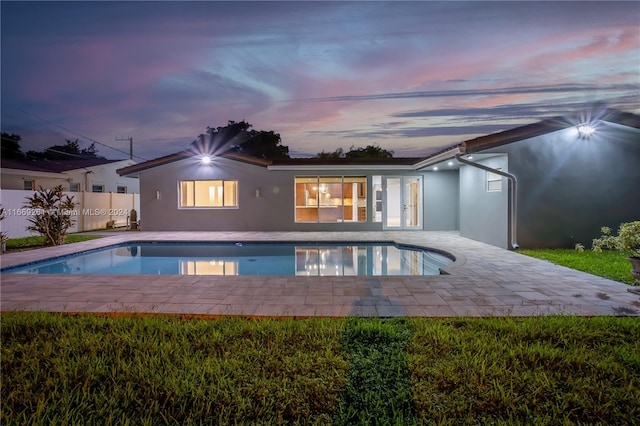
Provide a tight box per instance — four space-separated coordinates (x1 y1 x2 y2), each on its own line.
2 242 454 276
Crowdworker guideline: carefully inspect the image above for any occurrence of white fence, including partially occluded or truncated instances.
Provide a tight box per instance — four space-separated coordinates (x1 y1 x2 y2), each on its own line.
0 189 140 239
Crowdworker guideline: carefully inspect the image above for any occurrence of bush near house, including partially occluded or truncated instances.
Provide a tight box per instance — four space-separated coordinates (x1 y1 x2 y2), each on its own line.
24 185 77 246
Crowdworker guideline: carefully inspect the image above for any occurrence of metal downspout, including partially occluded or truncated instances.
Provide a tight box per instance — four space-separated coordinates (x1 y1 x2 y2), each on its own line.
455 154 519 249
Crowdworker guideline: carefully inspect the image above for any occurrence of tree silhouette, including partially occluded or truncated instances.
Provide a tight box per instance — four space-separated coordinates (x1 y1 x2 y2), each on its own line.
316 145 393 159
191 120 289 160
1 132 25 159
26 139 102 160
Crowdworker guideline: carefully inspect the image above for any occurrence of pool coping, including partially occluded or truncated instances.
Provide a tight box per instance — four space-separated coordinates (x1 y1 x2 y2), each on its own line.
1 231 638 317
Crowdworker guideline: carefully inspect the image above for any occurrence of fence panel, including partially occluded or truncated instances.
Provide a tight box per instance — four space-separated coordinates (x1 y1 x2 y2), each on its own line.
1 189 140 239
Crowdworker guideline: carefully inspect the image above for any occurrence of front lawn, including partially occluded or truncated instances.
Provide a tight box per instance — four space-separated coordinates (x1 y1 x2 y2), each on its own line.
519 248 637 285
2 313 639 425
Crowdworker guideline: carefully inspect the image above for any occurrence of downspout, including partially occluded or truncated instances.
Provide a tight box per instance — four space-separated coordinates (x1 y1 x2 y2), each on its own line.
455 154 519 250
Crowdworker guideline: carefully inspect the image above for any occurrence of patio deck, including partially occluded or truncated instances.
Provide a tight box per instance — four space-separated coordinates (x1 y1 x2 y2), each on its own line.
1 231 638 317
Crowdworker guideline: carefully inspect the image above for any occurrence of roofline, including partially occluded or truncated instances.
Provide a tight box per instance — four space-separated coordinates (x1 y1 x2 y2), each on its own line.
117 150 272 176
0 168 70 179
267 164 417 171
460 108 640 154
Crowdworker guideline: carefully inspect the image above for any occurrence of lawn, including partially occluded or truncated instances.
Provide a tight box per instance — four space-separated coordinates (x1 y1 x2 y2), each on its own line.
519 248 637 285
2 313 639 425
5 234 103 252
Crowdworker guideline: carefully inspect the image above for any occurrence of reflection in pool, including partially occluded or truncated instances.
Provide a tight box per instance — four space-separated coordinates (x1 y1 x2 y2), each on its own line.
3 242 454 276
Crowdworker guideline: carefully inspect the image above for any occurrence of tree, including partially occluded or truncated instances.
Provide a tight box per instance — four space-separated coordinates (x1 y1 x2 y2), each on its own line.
26 139 102 160
191 120 290 160
24 185 77 246
317 147 344 159
316 145 394 159
1 132 25 159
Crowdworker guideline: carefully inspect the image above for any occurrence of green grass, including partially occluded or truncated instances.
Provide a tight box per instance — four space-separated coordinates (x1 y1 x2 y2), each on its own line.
1 313 347 425
519 248 637 285
5 234 103 250
408 317 640 425
2 313 639 425
335 318 415 425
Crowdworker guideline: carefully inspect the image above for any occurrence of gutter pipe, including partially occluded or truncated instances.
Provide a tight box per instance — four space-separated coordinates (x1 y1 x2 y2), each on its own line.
455 154 519 250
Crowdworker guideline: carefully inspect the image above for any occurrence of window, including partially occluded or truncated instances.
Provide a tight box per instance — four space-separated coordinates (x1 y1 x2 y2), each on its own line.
372 176 383 223
116 185 127 194
487 170 502 192
92 185 105 193
69 183 81 192
295 176 367 223
179 180 238 208
23 180 35 191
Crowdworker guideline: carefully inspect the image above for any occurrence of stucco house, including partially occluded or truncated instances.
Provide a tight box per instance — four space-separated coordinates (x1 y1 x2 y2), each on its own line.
1 158 140 194
117 108 640 250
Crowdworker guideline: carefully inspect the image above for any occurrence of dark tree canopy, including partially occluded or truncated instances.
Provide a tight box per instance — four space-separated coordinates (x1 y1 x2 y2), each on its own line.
1 132 25 159
192 120 289 160
26 139 102 160
316 145 393 159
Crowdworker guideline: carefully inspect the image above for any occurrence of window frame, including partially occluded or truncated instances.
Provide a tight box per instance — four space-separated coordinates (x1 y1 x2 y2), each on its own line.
178 179 239 209
23 180 35 191
91 184 105 193
486 169 503 192
116 185 127 194
294 176 367 223
69 182 81 192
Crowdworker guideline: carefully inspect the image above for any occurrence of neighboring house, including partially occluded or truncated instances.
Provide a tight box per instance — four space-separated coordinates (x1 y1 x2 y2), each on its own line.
117 108 640 250
1 158 141 238
1 158 140 194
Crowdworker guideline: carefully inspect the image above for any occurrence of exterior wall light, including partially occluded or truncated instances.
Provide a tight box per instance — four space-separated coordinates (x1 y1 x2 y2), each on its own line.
577 124 596 137
201 155 212 165
433 166 438 171
448 161 454 166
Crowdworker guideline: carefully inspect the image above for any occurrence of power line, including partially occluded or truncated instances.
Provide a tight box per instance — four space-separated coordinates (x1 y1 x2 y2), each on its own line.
12 107 148 161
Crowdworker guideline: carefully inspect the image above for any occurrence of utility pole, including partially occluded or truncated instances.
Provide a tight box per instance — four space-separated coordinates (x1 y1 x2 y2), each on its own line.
116 136 133 160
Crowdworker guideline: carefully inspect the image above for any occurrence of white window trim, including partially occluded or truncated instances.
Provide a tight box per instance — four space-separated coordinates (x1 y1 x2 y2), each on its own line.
177 180 239 209
116 185 128 194
294 176 367 223
486 169 503 192
91 184 105 193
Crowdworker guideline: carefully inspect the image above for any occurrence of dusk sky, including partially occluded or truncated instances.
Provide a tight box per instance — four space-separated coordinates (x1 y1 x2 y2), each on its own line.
2 1 639 161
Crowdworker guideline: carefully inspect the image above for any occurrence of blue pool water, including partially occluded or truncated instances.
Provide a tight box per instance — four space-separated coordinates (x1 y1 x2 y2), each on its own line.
2 242 454 276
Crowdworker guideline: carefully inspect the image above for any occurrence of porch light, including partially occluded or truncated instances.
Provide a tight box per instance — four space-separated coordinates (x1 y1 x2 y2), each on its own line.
577 124 595 137
448 161 453 166
201 155 212 165
433 166 438 171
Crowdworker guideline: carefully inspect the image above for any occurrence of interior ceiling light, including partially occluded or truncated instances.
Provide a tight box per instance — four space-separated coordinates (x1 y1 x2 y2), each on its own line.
577 124 596 137
201 155 212 165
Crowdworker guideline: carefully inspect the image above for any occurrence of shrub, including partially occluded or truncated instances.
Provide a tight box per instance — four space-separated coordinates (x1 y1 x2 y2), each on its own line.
24 185 77 246
592 221 640 258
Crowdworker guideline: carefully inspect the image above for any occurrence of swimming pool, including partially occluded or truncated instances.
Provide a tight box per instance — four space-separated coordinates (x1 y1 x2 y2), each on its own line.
2 242 454 276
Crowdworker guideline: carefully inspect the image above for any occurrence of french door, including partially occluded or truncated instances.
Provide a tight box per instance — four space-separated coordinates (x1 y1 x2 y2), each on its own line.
383 176 422 230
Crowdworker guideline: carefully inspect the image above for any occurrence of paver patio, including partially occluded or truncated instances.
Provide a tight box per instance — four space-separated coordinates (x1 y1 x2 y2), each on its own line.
1 231 639 317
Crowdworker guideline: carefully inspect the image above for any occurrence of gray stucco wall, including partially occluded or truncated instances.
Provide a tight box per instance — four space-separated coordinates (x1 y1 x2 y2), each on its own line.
485 122 640 248
458 155 509 249
138 156 459 232
423 170 459 231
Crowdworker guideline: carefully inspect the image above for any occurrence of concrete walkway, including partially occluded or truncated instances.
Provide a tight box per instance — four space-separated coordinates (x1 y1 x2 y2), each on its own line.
1 231 639 317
